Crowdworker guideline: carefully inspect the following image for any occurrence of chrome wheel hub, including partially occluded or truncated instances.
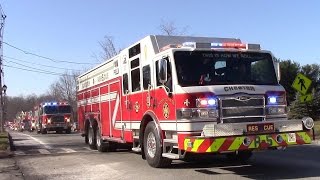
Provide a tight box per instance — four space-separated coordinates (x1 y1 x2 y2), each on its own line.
88 129 93 144
147 132 156 158
96 133 101 146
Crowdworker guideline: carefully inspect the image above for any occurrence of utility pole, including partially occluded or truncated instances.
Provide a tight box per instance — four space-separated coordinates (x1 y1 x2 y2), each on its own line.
0 4 6 133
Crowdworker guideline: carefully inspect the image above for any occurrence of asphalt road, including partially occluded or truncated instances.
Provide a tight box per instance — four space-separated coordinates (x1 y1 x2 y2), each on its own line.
7 131 320 180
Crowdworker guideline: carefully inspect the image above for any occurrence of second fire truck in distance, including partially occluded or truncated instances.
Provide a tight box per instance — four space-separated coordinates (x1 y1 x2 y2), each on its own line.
34 102 73 134
77 35 314 168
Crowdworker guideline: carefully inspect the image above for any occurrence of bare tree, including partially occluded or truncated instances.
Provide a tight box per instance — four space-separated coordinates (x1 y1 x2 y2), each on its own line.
48 71 78 103
47 71 79 120
6 94 40 121
159 19 189 36
98 36 120 61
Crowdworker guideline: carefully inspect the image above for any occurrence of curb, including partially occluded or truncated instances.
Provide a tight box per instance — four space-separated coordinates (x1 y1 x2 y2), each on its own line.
0 132 14 159
311 140 320 145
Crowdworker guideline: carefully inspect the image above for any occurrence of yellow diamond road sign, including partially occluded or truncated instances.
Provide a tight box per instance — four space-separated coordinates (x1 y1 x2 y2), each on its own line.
299 94 312 103
292 73 312 95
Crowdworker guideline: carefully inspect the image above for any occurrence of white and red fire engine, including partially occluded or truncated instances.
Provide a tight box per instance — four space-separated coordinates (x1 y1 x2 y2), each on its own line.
77 35 314 168
34 102 73 134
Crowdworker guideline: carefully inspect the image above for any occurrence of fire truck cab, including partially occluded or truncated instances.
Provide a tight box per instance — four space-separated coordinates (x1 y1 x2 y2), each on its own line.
35 102 73 134
77 35 314 168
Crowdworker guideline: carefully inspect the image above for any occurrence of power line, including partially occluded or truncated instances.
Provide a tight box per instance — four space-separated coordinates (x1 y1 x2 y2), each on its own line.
4 56 82 71
4 65 68 76
3 41 98 65
4 59 70 75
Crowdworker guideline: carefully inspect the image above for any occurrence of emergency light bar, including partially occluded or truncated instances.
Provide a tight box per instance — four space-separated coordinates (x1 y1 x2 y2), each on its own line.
181 42 261 50
44 102 57 106
43 102 69 106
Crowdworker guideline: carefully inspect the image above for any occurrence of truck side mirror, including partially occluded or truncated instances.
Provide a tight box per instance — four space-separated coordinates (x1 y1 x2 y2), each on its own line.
158 58 167 84
274 62 281 82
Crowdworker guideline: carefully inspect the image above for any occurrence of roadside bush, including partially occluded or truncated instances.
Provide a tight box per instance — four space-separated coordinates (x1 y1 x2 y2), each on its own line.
0 132 9 150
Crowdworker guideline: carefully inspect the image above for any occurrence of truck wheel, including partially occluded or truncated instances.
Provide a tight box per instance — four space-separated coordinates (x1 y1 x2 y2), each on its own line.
88 126 97 150
66 128 71 134
85 135 89 144
41 128 47 134
226 151 252 162
107 141 117 152
96 128 107 152
143 122 172 168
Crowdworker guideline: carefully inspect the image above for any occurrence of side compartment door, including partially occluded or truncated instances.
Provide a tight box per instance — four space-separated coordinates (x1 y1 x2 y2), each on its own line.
109 80 122 138
100 85 110 136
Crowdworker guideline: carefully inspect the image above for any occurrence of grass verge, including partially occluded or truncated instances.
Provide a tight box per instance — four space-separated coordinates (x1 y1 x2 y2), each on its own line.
0 132 8 150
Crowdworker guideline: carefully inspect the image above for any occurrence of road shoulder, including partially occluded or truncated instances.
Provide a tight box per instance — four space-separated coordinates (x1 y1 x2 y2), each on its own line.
0 131 24 180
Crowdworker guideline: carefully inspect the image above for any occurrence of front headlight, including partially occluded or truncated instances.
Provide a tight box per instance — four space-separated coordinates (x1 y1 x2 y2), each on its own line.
267 95 285 105
267 107 286 115
177 108 218 119
197 109 218 118
177 109 194 119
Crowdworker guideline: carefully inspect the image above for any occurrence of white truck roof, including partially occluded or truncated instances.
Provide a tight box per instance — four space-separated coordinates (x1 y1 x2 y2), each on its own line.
79 35 242 79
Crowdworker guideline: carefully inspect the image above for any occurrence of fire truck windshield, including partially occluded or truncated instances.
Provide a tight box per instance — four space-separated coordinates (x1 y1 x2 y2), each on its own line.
174 51 278 86
44 105 71 114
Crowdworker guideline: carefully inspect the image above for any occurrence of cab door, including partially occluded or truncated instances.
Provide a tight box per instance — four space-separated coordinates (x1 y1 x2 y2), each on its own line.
153 57 176 131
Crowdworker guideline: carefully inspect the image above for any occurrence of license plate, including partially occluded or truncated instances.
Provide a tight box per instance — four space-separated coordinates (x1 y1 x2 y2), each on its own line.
247 123 275 134
287 133 296 143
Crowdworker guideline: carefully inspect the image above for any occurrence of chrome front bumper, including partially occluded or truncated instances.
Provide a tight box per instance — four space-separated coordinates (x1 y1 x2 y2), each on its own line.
202 119 311 137
43 123 71 130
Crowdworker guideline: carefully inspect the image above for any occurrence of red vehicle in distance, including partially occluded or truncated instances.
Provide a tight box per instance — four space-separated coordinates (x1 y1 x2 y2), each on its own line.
34 102 73 134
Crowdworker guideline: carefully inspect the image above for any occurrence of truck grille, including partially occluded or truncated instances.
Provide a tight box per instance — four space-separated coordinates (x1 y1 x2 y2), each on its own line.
222 98 264 107
220 95 265 123
51 116 65 123
222 108 264 117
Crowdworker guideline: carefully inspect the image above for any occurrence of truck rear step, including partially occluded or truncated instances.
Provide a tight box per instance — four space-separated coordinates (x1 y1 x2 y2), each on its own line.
132 136 141 152
162 153 180 159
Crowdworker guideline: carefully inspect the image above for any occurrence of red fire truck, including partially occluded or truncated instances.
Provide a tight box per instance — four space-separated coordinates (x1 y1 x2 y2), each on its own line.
77 35 314 168
34 102 73 134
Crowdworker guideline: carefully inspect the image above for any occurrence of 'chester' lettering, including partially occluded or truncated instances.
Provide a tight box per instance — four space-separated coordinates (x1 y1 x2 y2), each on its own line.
224 86 255 92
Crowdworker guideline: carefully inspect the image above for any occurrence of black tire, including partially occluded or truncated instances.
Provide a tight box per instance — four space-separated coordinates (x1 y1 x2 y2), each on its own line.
41 128 47 134
88 126 97 150
107 141 118 152
226 151 253 162
85 122 89 144
96 128 107 152
143 122 172 168
66 128 71 134
96 127 117 152
85 135 89 144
